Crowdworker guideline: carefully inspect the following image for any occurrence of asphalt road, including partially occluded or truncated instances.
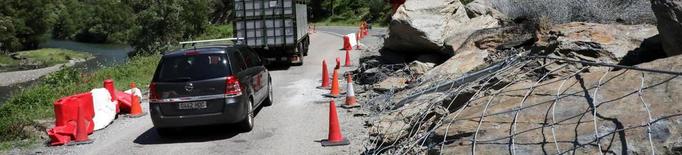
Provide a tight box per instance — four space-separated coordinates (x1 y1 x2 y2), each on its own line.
26 27 384 155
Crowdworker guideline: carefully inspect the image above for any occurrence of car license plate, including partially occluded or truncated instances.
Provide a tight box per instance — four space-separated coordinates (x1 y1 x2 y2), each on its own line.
177 101 207 110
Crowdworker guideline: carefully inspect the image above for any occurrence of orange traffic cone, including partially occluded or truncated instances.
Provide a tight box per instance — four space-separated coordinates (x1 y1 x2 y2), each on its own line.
321 100 350 146
344 49 352 67
128 82 146 118
103 79 116 102
317 60 331 89
69 100 93 145
343 36 352 51
335 57 341 70
355 33 362 50
342 74 360 109
357 30 363 40
324 69 341 98
363 21 369 36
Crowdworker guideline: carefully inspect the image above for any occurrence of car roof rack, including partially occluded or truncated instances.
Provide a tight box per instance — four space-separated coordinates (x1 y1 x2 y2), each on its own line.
179 38 244 48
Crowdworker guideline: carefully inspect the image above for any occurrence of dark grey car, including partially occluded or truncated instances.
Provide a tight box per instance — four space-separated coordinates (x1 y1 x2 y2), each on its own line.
148 45 272 136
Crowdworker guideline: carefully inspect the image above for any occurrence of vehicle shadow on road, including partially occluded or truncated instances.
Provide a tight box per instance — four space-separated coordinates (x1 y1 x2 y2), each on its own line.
133 106 266 145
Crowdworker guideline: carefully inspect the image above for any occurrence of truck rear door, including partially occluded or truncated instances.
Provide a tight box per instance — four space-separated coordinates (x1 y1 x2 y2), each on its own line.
155 53 231 99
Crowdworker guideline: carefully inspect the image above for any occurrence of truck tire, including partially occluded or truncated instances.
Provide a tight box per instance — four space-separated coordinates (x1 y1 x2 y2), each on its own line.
291 52 304 66
303 37 310 56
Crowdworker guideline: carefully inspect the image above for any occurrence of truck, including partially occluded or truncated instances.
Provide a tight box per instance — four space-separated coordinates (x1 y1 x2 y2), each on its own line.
233 0 309 66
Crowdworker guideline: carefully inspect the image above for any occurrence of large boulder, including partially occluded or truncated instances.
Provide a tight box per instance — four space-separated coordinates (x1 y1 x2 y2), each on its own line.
489 0 656 24
383 0 504 55
423 26 535 82
651 0 682 56
535 22 659 63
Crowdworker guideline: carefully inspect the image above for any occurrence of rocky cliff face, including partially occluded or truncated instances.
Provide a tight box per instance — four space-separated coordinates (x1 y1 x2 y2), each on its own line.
433 54 682 154
360 48 682 154
490 0 656 24
651 0 682 57
359 0 682 154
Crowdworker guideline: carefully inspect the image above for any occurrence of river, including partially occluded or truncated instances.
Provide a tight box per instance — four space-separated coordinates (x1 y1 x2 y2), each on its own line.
0 40 132 105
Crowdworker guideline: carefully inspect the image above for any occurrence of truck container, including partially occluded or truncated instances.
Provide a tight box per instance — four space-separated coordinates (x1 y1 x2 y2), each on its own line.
233 0 309 65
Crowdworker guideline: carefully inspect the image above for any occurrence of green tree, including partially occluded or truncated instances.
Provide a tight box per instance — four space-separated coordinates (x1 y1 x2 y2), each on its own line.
130 0 211 54
75 0 136 43
180 0 212 39
210 0 233 24
0 15 19 54
0 0 58 52
52 0 86 40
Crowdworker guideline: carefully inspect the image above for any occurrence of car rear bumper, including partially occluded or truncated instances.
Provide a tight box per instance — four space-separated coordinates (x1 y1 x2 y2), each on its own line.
149 95 248 128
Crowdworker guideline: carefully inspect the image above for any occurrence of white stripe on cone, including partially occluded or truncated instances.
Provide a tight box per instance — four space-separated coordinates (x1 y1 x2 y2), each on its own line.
346 33 357 48
347 81 355 98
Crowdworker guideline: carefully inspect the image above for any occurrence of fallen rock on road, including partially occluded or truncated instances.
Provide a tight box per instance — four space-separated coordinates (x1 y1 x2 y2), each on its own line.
384 0 505 55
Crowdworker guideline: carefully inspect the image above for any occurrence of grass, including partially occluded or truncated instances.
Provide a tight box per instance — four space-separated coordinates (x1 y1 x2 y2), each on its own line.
0 48 93 72
0 54 161 151
0 56 18 66
195 24 234 40
16 48 92 66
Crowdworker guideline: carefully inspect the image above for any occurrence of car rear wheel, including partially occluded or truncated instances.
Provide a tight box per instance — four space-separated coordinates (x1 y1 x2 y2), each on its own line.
239 100 254 132
262 80 273 106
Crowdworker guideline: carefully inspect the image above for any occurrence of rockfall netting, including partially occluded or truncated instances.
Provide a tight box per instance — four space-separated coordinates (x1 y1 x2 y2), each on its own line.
359 49 682 154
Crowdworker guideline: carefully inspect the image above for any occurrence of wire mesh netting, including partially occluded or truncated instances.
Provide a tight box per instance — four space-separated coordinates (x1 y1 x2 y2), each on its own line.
357 49 682 155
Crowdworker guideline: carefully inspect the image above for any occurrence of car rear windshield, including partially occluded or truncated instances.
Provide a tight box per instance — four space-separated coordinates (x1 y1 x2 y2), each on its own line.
157 54 230 82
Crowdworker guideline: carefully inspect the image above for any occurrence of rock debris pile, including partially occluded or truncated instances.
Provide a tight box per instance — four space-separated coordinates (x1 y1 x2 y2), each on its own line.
355 0 682 154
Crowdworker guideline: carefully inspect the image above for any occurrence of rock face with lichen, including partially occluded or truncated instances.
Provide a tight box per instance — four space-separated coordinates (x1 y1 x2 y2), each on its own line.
489 0 656 24
360 0 682 154
364 53 682 154
651 0 682 56
434 54 682 154
534 22 659 62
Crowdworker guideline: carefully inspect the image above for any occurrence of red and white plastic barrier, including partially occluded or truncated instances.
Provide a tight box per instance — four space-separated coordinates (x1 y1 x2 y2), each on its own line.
47 79 145 146
342 33 358 50
47 93 95 146
91 88 116 130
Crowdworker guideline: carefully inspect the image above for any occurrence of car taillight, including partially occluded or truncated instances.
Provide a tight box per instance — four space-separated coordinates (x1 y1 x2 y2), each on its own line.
149 82 159 100
225 75 242 96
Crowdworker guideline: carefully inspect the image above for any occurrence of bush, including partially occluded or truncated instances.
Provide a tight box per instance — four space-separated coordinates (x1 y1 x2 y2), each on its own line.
130 0 212 54
0 1 58 52
0 55 161 149
312 0 391 26
195 24 234 40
